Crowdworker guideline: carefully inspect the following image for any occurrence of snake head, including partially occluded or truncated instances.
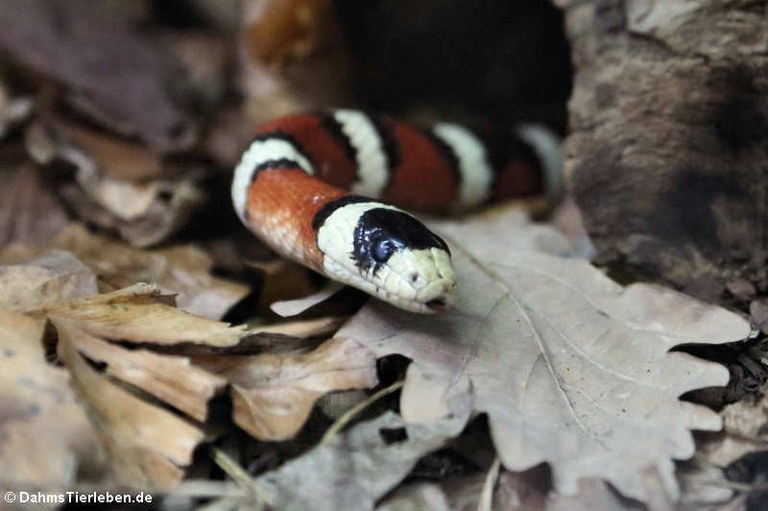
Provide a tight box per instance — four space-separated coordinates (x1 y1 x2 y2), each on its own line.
315 200 456 313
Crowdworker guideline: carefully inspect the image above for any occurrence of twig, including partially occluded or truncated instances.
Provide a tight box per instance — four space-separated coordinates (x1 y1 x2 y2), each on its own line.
320 380 404 446
477 457 501 511
211 448 269 510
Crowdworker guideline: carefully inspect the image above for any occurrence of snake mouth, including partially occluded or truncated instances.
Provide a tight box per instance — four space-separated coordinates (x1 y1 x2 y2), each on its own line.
425 298 448 312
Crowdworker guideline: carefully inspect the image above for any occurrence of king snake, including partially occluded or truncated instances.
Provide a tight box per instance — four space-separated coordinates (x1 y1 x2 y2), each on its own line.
231 109 561 314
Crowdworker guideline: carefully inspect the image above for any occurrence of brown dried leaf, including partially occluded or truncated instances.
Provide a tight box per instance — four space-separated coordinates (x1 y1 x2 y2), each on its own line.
337 237 749 501
252 259 319 312
25 119 204 246
200 337 377 440
35 117 164 181
72 333 227 422
61 179 205 247
0 250 97 312
0 0 194 151
0 308 101 487
0 164 69 249
244 0 333 64
703 392 768 469
25 114 205 238
46 284 246 347
56 317 204 488
3 224 248 320
248 316 347 339
239 0 354 126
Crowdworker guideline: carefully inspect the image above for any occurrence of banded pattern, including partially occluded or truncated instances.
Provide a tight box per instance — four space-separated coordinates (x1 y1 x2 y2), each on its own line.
232 109 560 313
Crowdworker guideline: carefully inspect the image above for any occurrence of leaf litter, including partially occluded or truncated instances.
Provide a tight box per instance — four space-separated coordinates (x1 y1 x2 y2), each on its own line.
336 212 751 502
0 201 753 508
0 308 102 488
0 251 380 492
1 224 248 320
0 1 760 508
0 0 194 151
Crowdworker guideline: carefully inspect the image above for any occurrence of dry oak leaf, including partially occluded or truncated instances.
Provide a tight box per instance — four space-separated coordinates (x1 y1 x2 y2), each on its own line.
4 224 248 320
0 249 97 312
44 284 247 487
0 308 101 487
253 388 471 510
426 204 573 259
44 283 247 347
698 390 768 475
25 117 203 247
336 243 750 502
0 0 193 151
56 319 204 489
59 174 204 249
71 333 227 423
34 115 165 181
197 337 377 440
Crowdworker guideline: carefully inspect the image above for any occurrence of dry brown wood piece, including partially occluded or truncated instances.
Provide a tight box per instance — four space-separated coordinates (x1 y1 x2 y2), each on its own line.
556 0 768 301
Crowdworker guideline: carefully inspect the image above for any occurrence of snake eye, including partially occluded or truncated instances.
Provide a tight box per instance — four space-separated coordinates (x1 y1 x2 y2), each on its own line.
371 238 396 263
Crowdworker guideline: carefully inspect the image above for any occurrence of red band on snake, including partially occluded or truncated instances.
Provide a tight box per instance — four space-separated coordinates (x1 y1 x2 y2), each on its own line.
232 109 561 313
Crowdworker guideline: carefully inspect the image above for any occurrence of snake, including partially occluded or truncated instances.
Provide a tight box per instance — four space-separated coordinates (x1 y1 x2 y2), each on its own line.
231 109 561 314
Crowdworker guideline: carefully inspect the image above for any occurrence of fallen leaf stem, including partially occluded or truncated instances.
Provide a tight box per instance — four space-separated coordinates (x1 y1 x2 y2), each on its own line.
477 457 501 511
210 447 267 508
320 380 404 446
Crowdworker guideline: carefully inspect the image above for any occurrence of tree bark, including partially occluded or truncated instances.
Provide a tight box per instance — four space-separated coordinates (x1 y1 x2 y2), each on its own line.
556 0 768 301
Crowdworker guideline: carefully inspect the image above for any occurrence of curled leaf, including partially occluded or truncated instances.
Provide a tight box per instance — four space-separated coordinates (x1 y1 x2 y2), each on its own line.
46 284 247 347
72 333 227 422
200 337 378 440
56 318 204 488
